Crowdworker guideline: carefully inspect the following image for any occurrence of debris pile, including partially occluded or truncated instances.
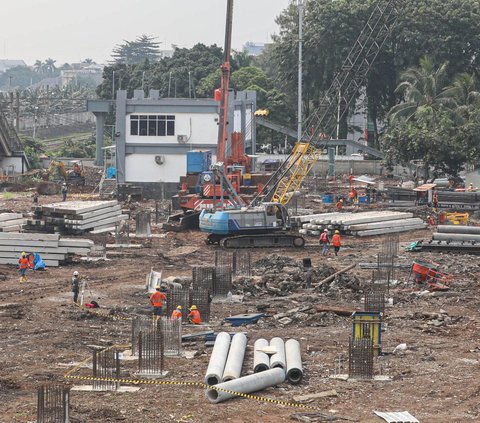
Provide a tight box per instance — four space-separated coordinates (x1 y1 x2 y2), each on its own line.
0 213 25 232
25 200 127 234
0 232 95 266
232 254 360 297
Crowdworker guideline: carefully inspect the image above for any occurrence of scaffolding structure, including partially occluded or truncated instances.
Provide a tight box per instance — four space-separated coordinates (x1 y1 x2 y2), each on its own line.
92 348 121 391
37 384 70 423
348 337 374 380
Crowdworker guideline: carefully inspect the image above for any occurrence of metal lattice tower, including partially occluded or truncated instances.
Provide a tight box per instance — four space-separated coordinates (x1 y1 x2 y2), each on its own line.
254 0 400 206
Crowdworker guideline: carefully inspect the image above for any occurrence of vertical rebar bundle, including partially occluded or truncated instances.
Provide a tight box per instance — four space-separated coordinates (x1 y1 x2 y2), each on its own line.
364 291 385 314
37 384 70 423
214 250 251 276
192 266 215 293
166 286 190 321
92 348 120 391
131 316 154 356
348 338 374 380
213 266 232 297
189 286 211 322
159 317 182 356
138 324 165 376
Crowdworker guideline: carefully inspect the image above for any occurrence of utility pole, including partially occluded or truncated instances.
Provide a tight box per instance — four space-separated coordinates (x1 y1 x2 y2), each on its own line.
168 71 172 97
142 71 145 92
112 70 115 100
188 71 192 98
297 0 304 142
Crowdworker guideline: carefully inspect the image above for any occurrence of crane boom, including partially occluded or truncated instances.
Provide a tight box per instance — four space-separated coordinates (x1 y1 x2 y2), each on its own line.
253 0 400 207
216 0 234 163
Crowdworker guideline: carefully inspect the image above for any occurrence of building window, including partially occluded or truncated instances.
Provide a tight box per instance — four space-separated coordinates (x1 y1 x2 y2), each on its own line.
130 115 175 136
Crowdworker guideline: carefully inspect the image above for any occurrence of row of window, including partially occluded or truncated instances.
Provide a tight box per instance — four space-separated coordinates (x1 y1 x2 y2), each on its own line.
130 115 175 136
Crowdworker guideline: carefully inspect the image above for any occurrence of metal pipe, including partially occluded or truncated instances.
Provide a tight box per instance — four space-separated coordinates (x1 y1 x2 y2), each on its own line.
222 333 247 382
437 225 480 235
205 368 286 404
432 232 480 242
204 332 231 385
285 339 303 384
269 337 286 370
253 338 270 373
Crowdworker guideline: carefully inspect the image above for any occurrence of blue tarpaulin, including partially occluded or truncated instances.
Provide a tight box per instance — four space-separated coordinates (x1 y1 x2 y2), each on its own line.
33 253 46 270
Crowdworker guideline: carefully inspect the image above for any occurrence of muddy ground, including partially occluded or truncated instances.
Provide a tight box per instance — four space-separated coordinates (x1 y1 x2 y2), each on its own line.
0 193 479 423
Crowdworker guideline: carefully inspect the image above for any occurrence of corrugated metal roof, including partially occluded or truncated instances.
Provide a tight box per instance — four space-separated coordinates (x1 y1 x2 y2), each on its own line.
374 411 420 423
413 183 437 192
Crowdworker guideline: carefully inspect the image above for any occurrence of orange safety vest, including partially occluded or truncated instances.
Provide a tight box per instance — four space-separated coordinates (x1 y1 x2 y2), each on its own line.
188 310 202 324
19 257 30 270
319 232 329 243
171 309 182 320
332 234 341 247
150 291 166 307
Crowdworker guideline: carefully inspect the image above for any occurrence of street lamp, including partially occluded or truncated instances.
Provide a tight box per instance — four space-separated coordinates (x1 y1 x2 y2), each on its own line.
32 106 39 140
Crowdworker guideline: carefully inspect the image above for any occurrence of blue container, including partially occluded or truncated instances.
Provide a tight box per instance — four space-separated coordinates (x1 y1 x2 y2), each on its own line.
358 196 369 204
187 150 212 174
322 194 334 204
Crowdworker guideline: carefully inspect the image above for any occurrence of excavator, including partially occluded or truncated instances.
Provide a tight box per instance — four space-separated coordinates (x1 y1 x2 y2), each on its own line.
43 159 86 185
199 0 400 248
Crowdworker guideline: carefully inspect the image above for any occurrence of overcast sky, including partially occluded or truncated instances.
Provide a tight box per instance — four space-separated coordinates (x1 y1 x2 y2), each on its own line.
1 0 292 65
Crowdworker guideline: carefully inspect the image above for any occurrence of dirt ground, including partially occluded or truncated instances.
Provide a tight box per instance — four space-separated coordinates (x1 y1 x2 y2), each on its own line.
1 192 480 423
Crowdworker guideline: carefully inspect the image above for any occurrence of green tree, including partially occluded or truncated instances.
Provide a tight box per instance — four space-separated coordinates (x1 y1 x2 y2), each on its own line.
111 35 161 64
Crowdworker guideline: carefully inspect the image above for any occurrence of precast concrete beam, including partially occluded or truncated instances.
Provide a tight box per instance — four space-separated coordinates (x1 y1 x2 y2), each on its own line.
269 337 286 370
285 339 303 384
205 368 286 404
222 333 247 382
204 332 231 385
432 232 480 242
253 338 270 373
437 225 480 235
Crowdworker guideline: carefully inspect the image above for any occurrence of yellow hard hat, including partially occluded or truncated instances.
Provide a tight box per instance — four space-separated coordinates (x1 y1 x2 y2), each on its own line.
177 305 182 310
190 305 197 310
335 230 339 234
155 285 161 290
21 251 26 257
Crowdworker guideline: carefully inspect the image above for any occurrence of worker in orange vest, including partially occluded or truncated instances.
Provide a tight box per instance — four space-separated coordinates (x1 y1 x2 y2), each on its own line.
18 252 32 282
171 305 182 320
348 187 358 204
332 230 341 256
150 285 167 320
188 305 202 324
427 215 436 226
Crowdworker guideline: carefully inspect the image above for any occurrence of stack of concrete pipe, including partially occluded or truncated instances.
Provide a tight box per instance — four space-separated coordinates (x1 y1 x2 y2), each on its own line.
433 225 480 243
297 211 426 237
205 334 303 404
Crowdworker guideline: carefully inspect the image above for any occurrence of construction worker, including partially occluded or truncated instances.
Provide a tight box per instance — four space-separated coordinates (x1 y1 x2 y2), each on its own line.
188 305 202 324
432 189 439 209
71 271 80 304
427 215 436 226
348 187 358 204
332 230 342 256
468 183 474 192
150 285 167 319
18 252 31 282
61 183 68 201
32 191 39 205
319 229 330 256
335 198 344 211
171 305 182 320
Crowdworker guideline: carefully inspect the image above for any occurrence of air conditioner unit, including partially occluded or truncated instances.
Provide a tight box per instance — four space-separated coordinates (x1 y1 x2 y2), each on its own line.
177 135 188 143
154 155 165 165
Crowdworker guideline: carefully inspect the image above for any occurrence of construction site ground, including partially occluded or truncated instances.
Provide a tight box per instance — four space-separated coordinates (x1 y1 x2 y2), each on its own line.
1 194 480 422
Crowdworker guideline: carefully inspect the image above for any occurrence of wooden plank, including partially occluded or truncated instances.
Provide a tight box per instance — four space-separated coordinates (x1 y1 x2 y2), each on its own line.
0 213 23 222
0 232 60 241
39 200 118 215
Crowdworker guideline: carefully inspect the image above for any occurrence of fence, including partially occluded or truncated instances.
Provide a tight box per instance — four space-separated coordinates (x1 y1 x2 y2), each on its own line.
37 384 70 423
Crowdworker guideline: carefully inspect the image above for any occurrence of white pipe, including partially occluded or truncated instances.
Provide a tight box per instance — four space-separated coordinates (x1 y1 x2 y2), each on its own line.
205 332 231 385
205 368 286 404
432 232 480 242
269 337 286 370
437 225 480 235
222 333 247 382
253 339 270 373
285 339 303 384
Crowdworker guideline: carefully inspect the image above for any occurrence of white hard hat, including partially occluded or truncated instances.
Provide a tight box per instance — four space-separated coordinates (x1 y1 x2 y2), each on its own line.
73 271 79 276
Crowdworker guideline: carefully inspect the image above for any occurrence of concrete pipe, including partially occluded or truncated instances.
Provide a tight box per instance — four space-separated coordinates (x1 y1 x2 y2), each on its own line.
253 339 270 373
437 225 480 235
204 332 231 385
432 232 480 242
205 368 286 404
285 339 303 384
222 333 248 382
269 337 286 370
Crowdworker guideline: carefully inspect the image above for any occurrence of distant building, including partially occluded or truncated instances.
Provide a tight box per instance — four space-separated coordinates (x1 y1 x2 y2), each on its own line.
60 64 103 87
243 42 268 56
0 60 27 73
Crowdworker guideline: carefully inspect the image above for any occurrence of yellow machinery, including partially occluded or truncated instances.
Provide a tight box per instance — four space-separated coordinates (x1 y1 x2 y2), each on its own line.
352 311 382 356
445 212 469 225
43 160 85 185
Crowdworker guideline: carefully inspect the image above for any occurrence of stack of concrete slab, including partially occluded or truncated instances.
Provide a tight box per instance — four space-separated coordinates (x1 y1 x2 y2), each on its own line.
25 200 127 234
297 211 426 237
0 213 25 232
0 232 95 266
420 225 480 253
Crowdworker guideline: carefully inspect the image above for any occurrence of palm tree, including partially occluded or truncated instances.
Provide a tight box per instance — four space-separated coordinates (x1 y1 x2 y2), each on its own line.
33 60 43 73
388 56 454 123
44 58 57 75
